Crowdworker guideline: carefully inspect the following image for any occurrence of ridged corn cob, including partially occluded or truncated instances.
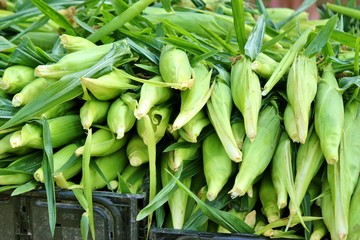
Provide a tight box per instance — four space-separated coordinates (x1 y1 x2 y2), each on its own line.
80 68 138 101
288 126 324 217
230 57 262 142
35 41 128 79
0 65 36 94
12 77 55 107
10 115 84 149
107 93 137 139
60 34 97 52
126 133 149 167
314 64 344 164
136 105 171 145
207 75 242 162
259 172 281 223
75 128 128 157
202 131 234 201
178 109 210 143
172 138 201 172
159 45 194 90
34 142 80 183
348 177 360 240
229 104 281 198
161 151 192 229
271 131 292 209
286 54 318 144
134 76 173 119
171 63 213 130
80 99 111 130
82 147 129 191
118 163 148 194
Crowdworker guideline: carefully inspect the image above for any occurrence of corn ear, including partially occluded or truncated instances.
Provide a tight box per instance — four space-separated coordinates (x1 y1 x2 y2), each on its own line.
314 64 344 164
321 171 340 240
80 68 138 101
348 177 360 240
12 77 55 107
161 151 191 229
231 116 246 150
229 104 281 198
75 128 128 157
10 115 84 149
136 105 171 145
126 133 149 167
310 205 328 240
288 126 324 217
217 208 248 233
207 76 242 162
171 137 200 172
259 172 281 223
0 131 33 156
171 63 213 130
34 142 80 183
230 57 262 142
271 131 292 209
286 54 318 144
202 131 234 201
0 173 33 185
251 53 279 79
38 100 78 119
135 76 173 119
118 163 148 194
107 93 137 139
0 65 36 94
60 34 97 52
159 45 194 90
80 99 111 130
178 109 210 143
283 103 300 143
35 42 121 79
82 147 129 191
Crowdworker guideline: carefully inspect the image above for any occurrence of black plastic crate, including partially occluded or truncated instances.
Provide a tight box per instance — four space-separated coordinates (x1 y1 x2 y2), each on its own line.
0 189 147 240
149 227 271 240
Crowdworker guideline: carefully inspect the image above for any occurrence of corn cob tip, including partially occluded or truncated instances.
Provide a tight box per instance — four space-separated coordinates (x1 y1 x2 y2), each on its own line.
33 169 44 183
9 132 22 148
267 215 280 223
74 147 83 156
12 95 22 107
277 202 287 210
0 80 10 91
206 191 218 201
228 187 246 199
116 127 125 139
129 157 143 167
325 156 338 165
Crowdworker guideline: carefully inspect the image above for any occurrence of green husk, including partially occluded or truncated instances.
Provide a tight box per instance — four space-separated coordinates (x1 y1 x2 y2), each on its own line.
80 99 111 130
0 65 36 94
230 104 281 198
178 109 210 143
126 133 149 167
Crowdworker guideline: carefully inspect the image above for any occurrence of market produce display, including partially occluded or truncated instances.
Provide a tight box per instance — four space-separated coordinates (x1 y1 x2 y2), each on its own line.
0 0 359 240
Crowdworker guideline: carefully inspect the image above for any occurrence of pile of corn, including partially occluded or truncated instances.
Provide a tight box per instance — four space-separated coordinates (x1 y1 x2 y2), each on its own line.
0 0 359 239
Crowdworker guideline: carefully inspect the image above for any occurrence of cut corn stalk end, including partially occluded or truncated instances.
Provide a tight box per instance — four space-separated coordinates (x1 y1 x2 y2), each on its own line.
11 95 23 107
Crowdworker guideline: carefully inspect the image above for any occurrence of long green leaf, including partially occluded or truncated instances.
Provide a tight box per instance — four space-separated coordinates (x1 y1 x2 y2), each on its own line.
231 0 246 54
41 117 56 237
326 3 360 20
11 181 38 196
244 14 266 60
82 128 95 240
168 169 254 234
303 15 337 58
31 0 77 35
87 0 155 43
0 40 131 130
